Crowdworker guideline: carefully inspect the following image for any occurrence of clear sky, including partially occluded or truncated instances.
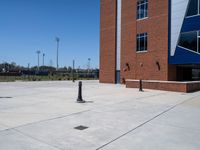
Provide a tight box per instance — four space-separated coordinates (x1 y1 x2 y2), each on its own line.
0 0 100 69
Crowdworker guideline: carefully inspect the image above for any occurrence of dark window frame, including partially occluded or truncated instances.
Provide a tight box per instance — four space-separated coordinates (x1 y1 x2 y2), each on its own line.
178 30 200 53
198 31 200 53
137 0 148 20
186 0 200 17
137 32 148 52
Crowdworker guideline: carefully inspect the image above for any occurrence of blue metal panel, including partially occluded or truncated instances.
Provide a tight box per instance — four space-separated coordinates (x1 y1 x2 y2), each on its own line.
169 7 200 64
169 46 200 64
181 15 200 32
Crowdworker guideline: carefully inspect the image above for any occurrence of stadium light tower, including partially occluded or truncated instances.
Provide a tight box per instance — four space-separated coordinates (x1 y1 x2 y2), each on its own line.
55 37 60 70
43 53 45 66
36 50 41 70
87 58 91 73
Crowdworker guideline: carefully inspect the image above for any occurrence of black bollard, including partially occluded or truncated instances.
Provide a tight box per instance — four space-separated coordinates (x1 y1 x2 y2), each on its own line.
77 81 85 103
139 79 143 92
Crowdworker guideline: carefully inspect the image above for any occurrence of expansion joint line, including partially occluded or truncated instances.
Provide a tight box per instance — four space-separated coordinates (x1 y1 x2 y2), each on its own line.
12 128 63 150
0 110 90 133
96 95 199 150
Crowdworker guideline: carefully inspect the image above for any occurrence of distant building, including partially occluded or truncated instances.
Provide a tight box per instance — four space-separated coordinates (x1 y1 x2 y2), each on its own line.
100 0 200 92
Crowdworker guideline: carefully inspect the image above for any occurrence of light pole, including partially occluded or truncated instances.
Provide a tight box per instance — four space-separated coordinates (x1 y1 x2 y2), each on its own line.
36 50 41 70
43 53 45 66
87 58 91 73
49 59 53 67
2 61 6 72
72 60 75 82
55 37 60 70
28 63 30 79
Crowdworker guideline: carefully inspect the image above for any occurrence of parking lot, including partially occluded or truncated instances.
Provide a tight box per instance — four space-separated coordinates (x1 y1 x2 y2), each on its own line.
0 80 200 150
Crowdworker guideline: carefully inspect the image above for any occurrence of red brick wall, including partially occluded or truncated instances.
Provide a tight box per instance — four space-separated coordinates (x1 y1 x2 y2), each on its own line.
121 0 173 82
187 82 200 92
126 80 200 93
100 0 177 83
100 0 117 83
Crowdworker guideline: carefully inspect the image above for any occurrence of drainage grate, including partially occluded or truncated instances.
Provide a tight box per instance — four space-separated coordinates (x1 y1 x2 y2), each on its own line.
74 125 88 130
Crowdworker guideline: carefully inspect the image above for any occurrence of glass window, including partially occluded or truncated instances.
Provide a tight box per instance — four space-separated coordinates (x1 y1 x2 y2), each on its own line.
186 0 198 17
199 0 200 13
198 37 200 52
198 31 200 52
144 1 148 17
137 0 148 19
137 33 148 52
137 36 140 51
137 5 140 19
192 69 200 80
140 3 145 18
179 31 198 52
140 35 145 50
145 34 147 50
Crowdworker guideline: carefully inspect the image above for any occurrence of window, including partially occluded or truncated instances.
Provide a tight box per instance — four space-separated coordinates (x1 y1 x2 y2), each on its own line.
178 31 200 53
179 31 197 52
186 0 199 17
192 68 200 80
198 31 200 53
199 0 200 13
137 0 148 19
137 33 148 52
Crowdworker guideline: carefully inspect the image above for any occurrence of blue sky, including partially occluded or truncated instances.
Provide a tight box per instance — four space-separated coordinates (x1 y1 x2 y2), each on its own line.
0 0 100 69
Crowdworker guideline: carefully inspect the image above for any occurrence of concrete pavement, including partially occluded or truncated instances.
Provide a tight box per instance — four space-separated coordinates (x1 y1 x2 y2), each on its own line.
0 80 199 150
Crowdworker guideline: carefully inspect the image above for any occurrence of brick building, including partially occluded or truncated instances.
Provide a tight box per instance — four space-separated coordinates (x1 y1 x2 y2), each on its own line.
100 0 200 92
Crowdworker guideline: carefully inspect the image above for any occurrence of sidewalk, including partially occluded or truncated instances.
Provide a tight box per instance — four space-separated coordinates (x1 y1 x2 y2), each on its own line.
0 80 199 150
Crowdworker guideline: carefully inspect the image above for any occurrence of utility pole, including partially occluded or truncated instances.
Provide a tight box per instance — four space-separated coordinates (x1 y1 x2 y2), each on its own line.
55 37 60 70
43 53 45 66
36 50 41 70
